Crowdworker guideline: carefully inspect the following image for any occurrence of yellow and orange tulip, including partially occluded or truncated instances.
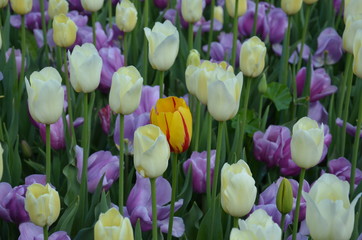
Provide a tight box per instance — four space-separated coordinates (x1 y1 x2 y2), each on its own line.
150 97 192 153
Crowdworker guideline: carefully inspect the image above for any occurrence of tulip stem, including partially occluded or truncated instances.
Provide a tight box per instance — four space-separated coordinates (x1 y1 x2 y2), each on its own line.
280 213 286 239
252 0 259 36
167 153 178 240
119 114 125 214
206 111 212 208
39 0 49 66
237 77 251 159
231 0 239 70
151 177 158 240
159 71 164 99
188 23 193 51
92 12 97 46
19 15 26 101
80 93 89 223
292 168 306 240
233 217 238 228
296 5 311 71
108 0 113 30
280 15 291 85
206 0 216 58
124 33 128 66
193 101 201 152
46 124 51 183
337 53 352 118
43 226 48 240
349 90 362 198
143 0 149 84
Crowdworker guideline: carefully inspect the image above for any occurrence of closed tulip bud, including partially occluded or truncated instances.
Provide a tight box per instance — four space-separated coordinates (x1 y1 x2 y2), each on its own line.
186 49 200 67
303 174 362 240
94 208 134 240
239 36 266 78
281 0 302 15
26 67 64 124
0 0 8 8
291 117 324 169
343 16 362 53
181 0 202 23
276 178 293 214
134 124 170 178
353 31 362 78
109 66 143 115
225 0 247 18
207 70 243 121
214 6 224 24
48 0 69 19
68 43 103 93
53 14 77 48
151 97 192 153
21 140 33 158
116 0 137 32
24 183 60 227
303 0 318 4
258 73 267 94
144 20 179 71
10 0 32 15
81 0 104 12
0 143 3 181
221 160 257 217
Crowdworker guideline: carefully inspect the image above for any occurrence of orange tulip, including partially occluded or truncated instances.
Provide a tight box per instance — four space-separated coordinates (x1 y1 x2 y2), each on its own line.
150 97 192 153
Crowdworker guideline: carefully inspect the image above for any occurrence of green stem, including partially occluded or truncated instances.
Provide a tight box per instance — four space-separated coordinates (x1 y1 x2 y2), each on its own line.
46 124 51 183
206 0 216 58
193 101 201 152
19 15 26 101
167 153 178 240
280 16 291 85
43 226 48 240
151 178 158 240
258 95 263 129
280 213 286 239
119 114 125 214
252 0 259 36
124 32 128 66
108 0 113 29
143 0 149 84
39 0 49 65
159 71 164 98
233 217 238 228
237 77 251 159
231 0 239 70
206 111 212 208
292 168 306 240
188 23 194 51
337 53 352 118
296 5 311 71
56 46 62 73
92 12 97 46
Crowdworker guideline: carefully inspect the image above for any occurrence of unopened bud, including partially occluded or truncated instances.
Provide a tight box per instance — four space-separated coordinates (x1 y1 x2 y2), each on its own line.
258 74 268 94
21 140 32 158
186 49 200 67
276 178 293 214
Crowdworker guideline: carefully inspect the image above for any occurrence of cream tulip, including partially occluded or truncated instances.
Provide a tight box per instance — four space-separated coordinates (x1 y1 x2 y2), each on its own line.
239 36 266 78
353 31 362 78
221 160 257 217
25 67 64 124
214 6 224 24
342 16 362 53
144 20 179 71
207 69 243 121
230 209 282 240
186 49 201 67
53 14 77 48
302 174 362 240
10 0 32 15
181 0 203 23
68 43 103 93
291 117 324 169
225 0 247 18
81 0 104 12
25 183 61 227
109 66 143 115
0 143 3 181
48 0 68 19
281 0 302 15
116 0 137 32
134 124 170 178
0 0 8 8
344 0 362 22
94 208 134 240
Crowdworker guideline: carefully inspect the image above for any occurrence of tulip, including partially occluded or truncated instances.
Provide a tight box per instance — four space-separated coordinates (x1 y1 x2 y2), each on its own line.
239 36 266 78
313 28 343 67
302 174 362 240
10 0 32 15
276 178 293 214
353 30 362 78
133 124 170 178
48 0 69 19
230 209 282 240
214 6 224 24
81 0 104 12
207 69 243 121
109 66 143 115
221 160 257 217
0 0 8 8
150 97 192 153
344 0 362 22
99 105 112 134
281 0 302 15
291 117 324 169
5 48 23 76
0 143 2 181
26 67 64 124
181 0 202 23
116 0 137 32
225 0 247 18
24 183 60 227
53 14 78 48
144 20 180 71
94 208 134 240
19 222 71 240
336 118 362 138
68 43 103 93
308 101 328 125
267 8 288 44
328 157 362 188
342 16 362 53
237 3 269 40
186 49 201 67
154 0 168 9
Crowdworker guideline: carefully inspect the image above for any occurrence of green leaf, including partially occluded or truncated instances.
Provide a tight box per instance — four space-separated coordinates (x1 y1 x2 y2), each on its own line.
74 226 94 240
196 197 223 240
54 196 79 234
135 219 143 240
63 164 80 206
263 82 292 111
184 202 203 239
176 164 193 214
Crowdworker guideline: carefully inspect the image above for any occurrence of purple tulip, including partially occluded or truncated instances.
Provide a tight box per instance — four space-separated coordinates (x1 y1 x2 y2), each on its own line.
75 146 119 193
328 157 362 187
308 101 328 124
123 173 185 237
313 28 343 67
10 0 49 30
78 22 113 50
154 0 169 9
335 118 362 138
5 48 23 76
272 43 311 64
296 67 337 102
267 8 288 44
253 125 291 168
99 105 112 134
19 222 71 240
193 17 223 33
98 47 125 92
183 150 216 194
68 0 83 11
333 0 342 14
238 2 269 40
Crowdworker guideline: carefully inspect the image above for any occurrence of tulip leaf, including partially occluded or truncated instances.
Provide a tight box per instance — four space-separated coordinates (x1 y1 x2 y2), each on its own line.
135 219 143 240
74 226 94 240
196 196 223 240
85 175 105 227
54 196 79 234
176 164 193 213
263 82 292 111
63 164 80 206
184 202 203 239
94 191 111 220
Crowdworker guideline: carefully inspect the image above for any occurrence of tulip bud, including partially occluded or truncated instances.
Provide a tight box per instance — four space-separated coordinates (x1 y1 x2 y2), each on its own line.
0 0 8 8
53 14 77 48
353 31 362 78
25 183 60 227
134 124 170 178
109 66 143 115
0 143 3 181
343 16 362 53
26 67 64 124
291 117 324 169
21 140 33 158
258 73 268 94
225 0 247 18
116 0 137 32
303 0 318 4
181 0 203 23
68 43 103 93
81 0 104 12
239 36 266 78
94 208 134 240
281 0 303 15
151 97 192 153
276 178 293 214
186 49 200 67
214 6 224 24
48 0 69 19
10 0 32 15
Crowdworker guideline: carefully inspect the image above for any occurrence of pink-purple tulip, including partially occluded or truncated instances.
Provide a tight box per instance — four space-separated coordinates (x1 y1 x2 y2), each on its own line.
328 157 362 188
19 222 70 240
5 48 23 76
336 118 362 138
99 105 112 134
313 28 343 67
238 2 269 40
308 101 328 124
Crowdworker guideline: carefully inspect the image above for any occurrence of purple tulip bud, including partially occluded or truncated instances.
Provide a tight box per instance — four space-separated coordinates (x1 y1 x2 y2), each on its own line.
336 118 362 138
328 157 362 188
308 101 328 125
5 49 23 76
313 28 343 67
333 0 342 14
99 105 112 134
154 0 169 9
267 8 288 44
19 222 71 240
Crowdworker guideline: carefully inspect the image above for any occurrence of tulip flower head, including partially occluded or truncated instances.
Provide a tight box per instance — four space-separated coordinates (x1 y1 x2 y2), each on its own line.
81 0 104 12
225 0 247 18
353 30 362 78
53 14 77 48
342 16 362 53
281 0 302 15
116 0 138 32
239 36 266 78
181 0 203 23
150 97 192 153
0 0 8 8
10 0 32 15
48 0 69 19
214 6 224 25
